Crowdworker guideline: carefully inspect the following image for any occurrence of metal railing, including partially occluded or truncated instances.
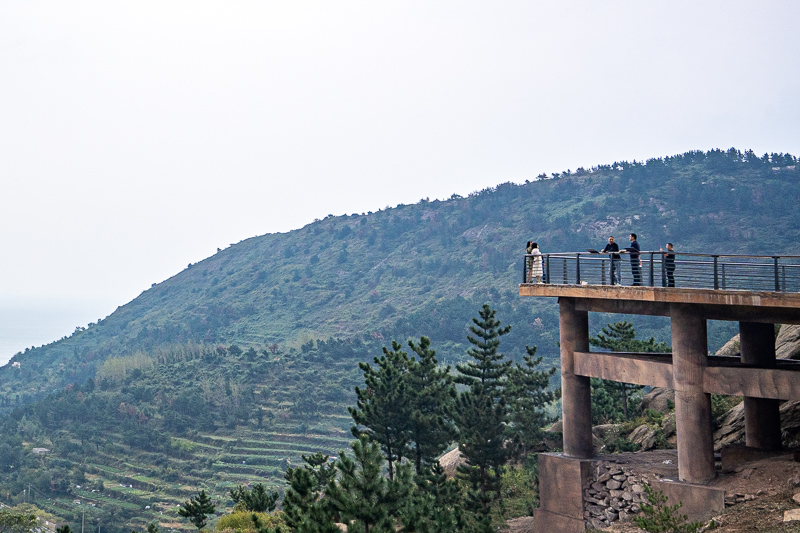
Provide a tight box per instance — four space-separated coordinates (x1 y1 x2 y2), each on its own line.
522 251 800 292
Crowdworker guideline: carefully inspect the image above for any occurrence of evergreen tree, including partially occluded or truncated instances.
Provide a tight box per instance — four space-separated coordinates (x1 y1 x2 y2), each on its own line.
281 467 339 533
455 304 513 397
453 304 512 515
325 436 395 533
406 336 457 475
589 322 670 422
178 489 215 530
506 345 558 460
398 463 465 533
349 342 411 481
300 452 337 490
230 483 279 512
56 527 73 533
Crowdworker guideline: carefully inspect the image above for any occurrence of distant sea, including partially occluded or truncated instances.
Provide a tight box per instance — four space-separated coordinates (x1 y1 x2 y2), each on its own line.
0 299 116 366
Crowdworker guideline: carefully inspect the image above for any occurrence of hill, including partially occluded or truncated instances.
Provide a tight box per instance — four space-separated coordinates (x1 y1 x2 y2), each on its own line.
0 148 798 531
3 148 798 408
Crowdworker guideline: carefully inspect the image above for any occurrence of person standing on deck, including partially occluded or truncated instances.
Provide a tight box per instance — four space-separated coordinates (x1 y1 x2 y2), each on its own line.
662 242 676 287
601 236 621 285
627 233 641 286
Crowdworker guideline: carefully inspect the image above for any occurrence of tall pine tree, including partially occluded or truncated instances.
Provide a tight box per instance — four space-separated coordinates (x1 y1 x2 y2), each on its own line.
453 304 512 515
506 345 558 460
349 342 411 480
406 336 457 475
325 436 396 533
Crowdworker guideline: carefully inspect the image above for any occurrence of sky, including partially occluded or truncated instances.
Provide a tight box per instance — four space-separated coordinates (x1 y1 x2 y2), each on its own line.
1 1 799 364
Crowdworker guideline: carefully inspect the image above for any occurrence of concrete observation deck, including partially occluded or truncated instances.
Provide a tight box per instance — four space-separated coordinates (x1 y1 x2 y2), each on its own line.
520 251 800 532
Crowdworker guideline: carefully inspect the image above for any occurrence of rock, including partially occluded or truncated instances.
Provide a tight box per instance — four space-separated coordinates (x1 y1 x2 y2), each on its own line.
629 423 659 450
618 510 630 521
793 493 800 504
640 387 675 414
612 474 627 482
438 447 463 479
597 472 612 483
632 484 645 493
785 509 800 522
663 411 677 439
716 334 740 356
622 491 633 501
606 480 622 490
505 516 535 533
790 474 800 488
777 325 800 360
742 468 754 479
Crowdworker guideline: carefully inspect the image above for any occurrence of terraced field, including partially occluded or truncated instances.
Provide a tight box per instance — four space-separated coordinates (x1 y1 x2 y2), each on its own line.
26 414 355 531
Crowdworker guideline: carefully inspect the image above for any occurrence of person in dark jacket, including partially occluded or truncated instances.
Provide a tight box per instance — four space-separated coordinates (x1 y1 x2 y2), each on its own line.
626 233 641 286
601 236 621 285
662 242 676 287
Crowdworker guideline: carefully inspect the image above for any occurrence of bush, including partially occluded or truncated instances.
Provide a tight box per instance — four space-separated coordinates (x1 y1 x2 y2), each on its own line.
215 511 284 533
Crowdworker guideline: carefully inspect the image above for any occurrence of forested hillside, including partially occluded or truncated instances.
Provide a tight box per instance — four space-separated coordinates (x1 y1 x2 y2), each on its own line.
2 148 798 408
0 148 798 532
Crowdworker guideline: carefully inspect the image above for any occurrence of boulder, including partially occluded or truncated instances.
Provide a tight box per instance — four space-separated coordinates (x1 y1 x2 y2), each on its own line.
716 334 740 356
438 447 464 479
777 325 800 360
640 387 675 414
628 424 659 451
714 399 800 450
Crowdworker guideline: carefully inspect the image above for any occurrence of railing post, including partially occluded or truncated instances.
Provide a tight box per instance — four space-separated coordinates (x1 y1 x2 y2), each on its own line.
649 252 654 286
774 257 780 292
576 254 581 284
713 256 719 290
545 255 550 284
601 258 606 285
721 263 726 290
522 256 527 284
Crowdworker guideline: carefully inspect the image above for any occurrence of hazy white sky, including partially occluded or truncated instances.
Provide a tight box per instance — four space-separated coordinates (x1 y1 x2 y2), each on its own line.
1 1 799 362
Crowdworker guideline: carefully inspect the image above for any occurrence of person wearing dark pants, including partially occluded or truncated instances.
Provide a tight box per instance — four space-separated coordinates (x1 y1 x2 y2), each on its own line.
627 233 641 286
663 242 676 287
601 236 621 285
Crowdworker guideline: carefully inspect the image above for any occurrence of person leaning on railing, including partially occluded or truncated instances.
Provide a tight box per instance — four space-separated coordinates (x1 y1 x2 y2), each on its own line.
601 236 621 285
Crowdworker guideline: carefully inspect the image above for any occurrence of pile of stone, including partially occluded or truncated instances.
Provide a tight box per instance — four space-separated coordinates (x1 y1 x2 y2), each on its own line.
583 460 648 530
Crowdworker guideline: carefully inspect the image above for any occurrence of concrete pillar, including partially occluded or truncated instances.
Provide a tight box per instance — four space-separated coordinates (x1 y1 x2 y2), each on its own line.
740 322 781 450
671 304 714 484
559 297 593 458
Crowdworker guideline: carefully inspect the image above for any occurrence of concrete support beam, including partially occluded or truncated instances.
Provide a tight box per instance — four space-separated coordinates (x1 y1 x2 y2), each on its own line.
559 298 593 458
573 351 674 389
740 322 782 450
671 304 715 484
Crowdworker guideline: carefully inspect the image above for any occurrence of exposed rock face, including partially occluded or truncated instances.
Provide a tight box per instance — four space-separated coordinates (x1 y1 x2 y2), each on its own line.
716 334 741 356
628 424 660 451
714 400 800 450
640 388 674 414
776 325 800 360
438 447 463 478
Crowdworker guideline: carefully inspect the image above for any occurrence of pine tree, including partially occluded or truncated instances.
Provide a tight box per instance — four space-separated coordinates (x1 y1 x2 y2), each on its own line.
178 490 215 530
589 322 670 422
230 483 279 512
325 436 395 533
281 467 339 533
455 304 513 397
506 345 558 460
349 341 411 481
406 336 457 475
453 304 512 515
398 463 466 533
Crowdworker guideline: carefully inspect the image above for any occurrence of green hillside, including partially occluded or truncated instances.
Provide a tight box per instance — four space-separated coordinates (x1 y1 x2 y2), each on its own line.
3 148 798 408
0 148 798 531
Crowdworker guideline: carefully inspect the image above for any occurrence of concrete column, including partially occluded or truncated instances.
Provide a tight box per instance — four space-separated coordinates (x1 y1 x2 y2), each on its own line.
559 297 593 458
671 304 714 484
740 322 781 450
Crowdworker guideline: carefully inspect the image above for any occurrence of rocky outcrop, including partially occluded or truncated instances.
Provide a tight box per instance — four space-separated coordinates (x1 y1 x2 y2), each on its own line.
777 325 800 360
716 334 741 356
640 387 674 414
